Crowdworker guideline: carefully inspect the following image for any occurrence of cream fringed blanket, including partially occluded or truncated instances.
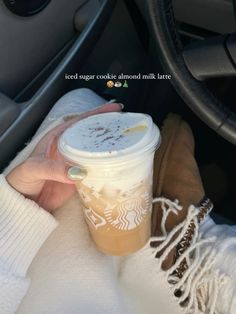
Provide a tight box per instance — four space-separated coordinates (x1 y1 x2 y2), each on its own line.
1 89 234 314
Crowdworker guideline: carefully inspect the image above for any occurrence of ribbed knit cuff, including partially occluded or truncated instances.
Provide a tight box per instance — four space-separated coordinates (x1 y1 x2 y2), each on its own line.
0 175 58 277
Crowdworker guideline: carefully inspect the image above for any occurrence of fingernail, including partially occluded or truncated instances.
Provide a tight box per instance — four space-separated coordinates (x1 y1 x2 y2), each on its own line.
119 103 124 110
67 166 87 180
108 99 117 103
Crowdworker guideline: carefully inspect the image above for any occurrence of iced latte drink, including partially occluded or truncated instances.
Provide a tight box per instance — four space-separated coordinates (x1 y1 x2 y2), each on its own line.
58 112 160 255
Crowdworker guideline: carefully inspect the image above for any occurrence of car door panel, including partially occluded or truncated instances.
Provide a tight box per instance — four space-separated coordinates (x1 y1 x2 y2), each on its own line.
0 0 116 170
0 0 88 98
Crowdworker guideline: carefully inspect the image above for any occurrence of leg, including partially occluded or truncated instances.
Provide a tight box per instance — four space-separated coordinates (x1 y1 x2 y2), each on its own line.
151 114 235 313
36 88 108 135
4 89 109 175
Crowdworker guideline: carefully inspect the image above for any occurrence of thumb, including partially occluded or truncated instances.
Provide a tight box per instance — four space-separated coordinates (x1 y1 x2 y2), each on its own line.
26 157 86 184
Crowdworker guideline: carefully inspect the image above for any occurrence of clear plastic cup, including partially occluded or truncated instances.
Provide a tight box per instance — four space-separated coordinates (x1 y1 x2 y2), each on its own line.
58 112 160 255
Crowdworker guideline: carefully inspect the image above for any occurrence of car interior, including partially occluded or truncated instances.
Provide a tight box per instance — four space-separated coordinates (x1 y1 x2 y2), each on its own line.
0 0 236 224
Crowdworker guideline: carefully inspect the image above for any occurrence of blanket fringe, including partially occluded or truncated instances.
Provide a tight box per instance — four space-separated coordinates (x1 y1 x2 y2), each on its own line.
151 197 228 314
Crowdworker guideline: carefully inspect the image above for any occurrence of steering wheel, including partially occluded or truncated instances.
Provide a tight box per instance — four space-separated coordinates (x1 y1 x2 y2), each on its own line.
146 0 236 145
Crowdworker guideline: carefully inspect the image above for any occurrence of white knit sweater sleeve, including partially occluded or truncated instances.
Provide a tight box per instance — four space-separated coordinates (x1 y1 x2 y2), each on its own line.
0 175 58 314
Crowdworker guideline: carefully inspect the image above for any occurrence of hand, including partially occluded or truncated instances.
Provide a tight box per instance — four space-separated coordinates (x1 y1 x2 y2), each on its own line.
6 103 123 213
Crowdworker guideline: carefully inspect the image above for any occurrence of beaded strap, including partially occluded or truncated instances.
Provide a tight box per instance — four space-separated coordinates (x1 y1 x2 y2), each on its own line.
173 197 214 278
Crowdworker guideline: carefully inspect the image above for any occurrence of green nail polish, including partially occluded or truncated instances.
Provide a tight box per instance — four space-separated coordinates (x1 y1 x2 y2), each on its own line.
68 166 87 180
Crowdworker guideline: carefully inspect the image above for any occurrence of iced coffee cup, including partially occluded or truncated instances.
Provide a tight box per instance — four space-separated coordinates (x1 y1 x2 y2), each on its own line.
58 112 160 256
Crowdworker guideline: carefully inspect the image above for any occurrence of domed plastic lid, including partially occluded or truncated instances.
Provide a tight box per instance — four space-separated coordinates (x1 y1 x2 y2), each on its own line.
58 112 160 164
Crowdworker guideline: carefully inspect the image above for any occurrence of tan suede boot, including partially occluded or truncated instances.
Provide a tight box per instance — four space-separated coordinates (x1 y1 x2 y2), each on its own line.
151 113 205 269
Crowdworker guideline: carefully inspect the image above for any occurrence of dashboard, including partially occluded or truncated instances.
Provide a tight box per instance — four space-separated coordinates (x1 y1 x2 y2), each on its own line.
173 0 236 33
135 0 236 34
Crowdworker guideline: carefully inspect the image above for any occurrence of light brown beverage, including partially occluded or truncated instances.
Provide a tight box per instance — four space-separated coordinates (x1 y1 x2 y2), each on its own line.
58 112 160 255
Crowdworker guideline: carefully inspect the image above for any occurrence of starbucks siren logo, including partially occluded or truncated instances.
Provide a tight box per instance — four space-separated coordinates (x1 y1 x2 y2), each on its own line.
104 192 151 230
